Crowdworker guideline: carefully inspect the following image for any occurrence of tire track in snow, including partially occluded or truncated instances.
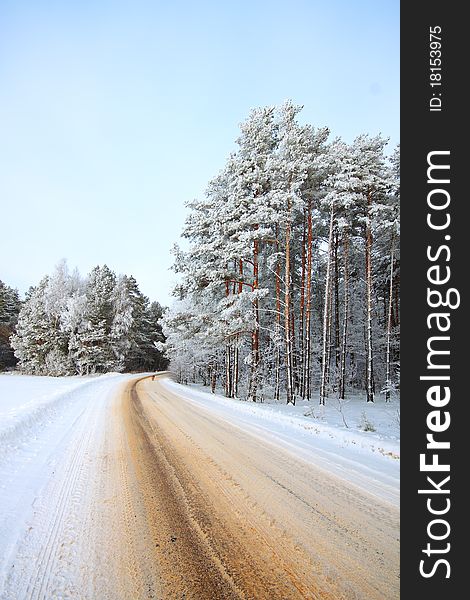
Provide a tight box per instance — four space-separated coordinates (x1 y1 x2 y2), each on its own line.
104 382 163 599
25 406 95 599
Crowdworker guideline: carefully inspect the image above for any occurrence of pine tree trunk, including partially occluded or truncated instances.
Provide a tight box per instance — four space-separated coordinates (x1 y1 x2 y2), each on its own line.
394 276 400 326
225 343 232 398
325 266 333 392
284 201 295 405
274 225 282 403
299 209 307 397
235 260 243 399
239 260 244 295
274 337 280 402
290 288 298 394
338 229 349 400
385 239 395 402
249 235 260 402
320 203 335 405
211 365 216 394
234 336 239 398
225 272 233 398
333 226 341 381
303 203 313 401
365 191 375 403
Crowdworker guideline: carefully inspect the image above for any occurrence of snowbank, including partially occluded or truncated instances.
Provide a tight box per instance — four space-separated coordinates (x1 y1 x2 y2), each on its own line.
0 373 120 456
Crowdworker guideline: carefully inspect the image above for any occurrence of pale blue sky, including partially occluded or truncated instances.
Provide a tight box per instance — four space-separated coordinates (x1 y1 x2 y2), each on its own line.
0 0 399 305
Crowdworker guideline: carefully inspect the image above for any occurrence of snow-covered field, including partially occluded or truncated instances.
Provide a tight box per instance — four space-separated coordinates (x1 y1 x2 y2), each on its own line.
161 379 400 505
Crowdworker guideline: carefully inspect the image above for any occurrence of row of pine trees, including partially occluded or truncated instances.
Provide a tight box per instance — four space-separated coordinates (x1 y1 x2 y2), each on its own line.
161 102 400 404
3 261 167 376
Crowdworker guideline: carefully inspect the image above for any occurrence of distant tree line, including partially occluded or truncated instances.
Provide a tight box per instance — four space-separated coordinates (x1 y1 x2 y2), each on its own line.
161 102 400 404
5 261 168 375
0 280 21 370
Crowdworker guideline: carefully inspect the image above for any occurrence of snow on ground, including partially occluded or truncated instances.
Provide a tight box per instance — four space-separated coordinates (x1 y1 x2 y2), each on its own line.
161 378 400 506
0 373 127 589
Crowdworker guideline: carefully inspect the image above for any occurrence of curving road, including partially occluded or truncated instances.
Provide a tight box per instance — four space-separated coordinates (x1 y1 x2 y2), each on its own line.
1 374 399 599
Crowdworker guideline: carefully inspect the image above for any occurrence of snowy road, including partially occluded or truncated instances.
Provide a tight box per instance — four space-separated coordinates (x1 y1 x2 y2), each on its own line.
0 374 399 599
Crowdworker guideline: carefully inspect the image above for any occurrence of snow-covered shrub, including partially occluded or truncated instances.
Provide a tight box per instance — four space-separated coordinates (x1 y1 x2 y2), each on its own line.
359 411 376 432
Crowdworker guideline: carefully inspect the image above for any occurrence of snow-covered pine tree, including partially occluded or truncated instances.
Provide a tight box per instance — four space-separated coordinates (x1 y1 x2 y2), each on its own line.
71 265 117 374
227 106 278 401
374 145 400 401
319 140 360 402
270 102 318 404
43 260 79 375
11 277 52 374
140 301 168 372
295 125 329 402
62 290 88 373
349 135 390 402
111 275 167 372
12 261 80 375
110 274 135 371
